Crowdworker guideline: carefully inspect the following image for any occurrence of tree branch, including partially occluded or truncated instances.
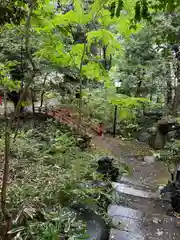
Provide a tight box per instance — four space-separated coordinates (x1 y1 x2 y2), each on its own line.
77 43 86 133
1 1 36 236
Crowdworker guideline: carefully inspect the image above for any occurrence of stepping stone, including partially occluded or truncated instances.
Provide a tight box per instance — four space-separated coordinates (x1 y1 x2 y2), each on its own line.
111 215 142 232
109 229 145 240
108 205 144 233
120 176 151 190
112 182 160 199
144 156 155 164
108 205 180 240
108 205 143 220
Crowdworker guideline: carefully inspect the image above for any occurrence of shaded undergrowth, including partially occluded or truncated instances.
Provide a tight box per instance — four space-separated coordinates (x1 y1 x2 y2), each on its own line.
0 118 120 239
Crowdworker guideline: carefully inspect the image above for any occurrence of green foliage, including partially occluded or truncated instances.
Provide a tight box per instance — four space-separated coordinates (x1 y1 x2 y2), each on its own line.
32 0 140 86
156 140 180 171
110 0 180 23
8 208 87 240
0 0 27 26
3 0 180 238
87 29 121 53
153 139 180 182
0 62 21 91
82 88 148 132
0 119 121 238
82 88 114 124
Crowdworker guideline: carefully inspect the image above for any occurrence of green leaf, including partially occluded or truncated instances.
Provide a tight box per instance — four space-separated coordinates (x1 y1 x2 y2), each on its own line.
116 0 124 17
110 2 116 18
69 44 86 68
135 1 141 22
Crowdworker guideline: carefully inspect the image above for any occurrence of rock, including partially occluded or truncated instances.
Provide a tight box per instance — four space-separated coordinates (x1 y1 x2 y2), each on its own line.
156 229 163 236
109 229 145 240
137 131 150 142
167 130 176 141
161 115 176 125
175 129 180 140
69 204 110 240
147 126 157 135
157 120 170 135
160 182 173 202
171 182 180 213
149 130 166 150
152 218 161 224
161 181 180 213
144 112 163 118
144 156 155 164
97 156 119 182
76 134 92 150
158 116 178 135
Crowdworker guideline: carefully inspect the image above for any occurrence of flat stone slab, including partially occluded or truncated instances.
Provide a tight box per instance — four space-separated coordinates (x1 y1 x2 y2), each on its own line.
108 205 145 234
111 215 143 232
120 176 151 190
109 229 145 240
108 205 143 220
112 182 160 199
108 205 180 240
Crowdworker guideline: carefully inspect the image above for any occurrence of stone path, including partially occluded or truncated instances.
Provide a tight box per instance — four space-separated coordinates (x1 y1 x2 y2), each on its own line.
1 100 180 239
92 135 180 240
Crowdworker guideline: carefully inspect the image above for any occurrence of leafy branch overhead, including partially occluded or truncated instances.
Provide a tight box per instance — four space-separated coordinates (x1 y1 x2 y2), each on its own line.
110 0 180 23
34 1 127 83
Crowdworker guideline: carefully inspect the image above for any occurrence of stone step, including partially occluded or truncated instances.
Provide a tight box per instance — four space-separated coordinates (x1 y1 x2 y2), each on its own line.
113 177 172 216
110 229 145 240
119 176 153 191
112 182 160 199
108 205 180 240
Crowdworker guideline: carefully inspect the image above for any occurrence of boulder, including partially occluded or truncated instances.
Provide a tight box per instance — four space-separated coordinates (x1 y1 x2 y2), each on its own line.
157 116 177 134
144 112 163 119
157 119 170 135
167 130 176 141
161 181 180 213
76 134 92 150
147 126 157 135
148 130 166 150
171 182 180 213
137 131 150 142
144 156 155 164
96 156 119 182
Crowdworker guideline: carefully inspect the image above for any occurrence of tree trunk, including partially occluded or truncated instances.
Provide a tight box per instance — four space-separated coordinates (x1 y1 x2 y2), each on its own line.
1 92 12 239
102 46 112 71
172 53 180 116
39 73 49 112
77 44 86 134
135 80 142 97
150 93 152 101
31 88 35 114
167 78 172 105
77 77 83 134
156 96 160 103
171 84 180 116
0 3 36 238
176 164 180 182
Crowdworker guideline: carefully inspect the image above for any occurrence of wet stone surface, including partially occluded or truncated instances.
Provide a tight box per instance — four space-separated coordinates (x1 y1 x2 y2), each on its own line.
108 171 180 240
110 229 145 240
108 205 180 239
112 182 160 199
114 191 170 216
1 102 178 239
92 136 180 240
